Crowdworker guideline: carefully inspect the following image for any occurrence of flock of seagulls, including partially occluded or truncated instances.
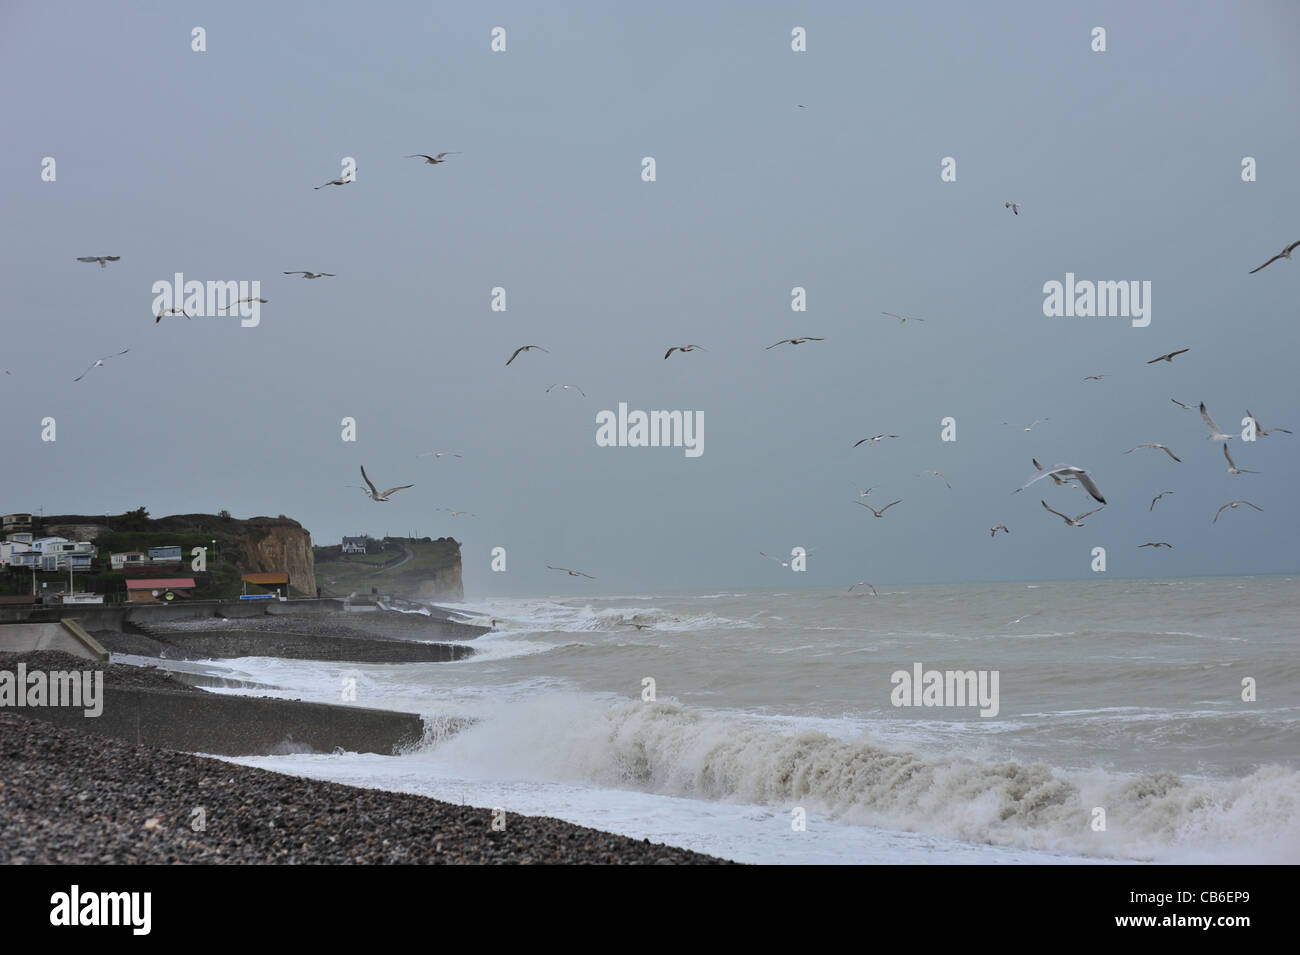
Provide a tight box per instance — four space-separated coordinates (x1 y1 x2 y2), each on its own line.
61 135 1293 593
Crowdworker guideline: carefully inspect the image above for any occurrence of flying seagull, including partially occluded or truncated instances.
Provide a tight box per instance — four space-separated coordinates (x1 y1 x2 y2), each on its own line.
854 486 876 499
73 349 129 382
1083 375 1106 381
1124 443 1181 463
857 500 901 518
664 345 707 359
547 565 595 579
1004 201 1020 215
1033 458 1076 487
545 383 586 396
76 255 120 269
442 509 477 518
1248 240 1300 274
847 581 877 595
1017 465 1106 504
759 549 817 568
417 450 463 458
405 152 461 165
1222 444 1259 475
1004 418 1048 432
854 434 898 447
1041 499 1103 527
218 297 268 311
359 465 413 502
1139 542 1172 548
881 312 925 324
155 307 191 323
990 525 1009 537
1170 398 1192 411
1149 491 1174 511
314 175 353 189
766 337 824 349
1199 403 1234 442
283 271 335 279
919 470 951 489
1147 348 1189 364
1246 410 1291 436
506 345 549 366
1213 501 1262 523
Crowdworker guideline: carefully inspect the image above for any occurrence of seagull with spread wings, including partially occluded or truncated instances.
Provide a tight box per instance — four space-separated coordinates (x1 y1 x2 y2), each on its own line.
1213 501 1262 523
854 434 898 448
1147 348 1189 364
359 465 413 502
406 152 461 165
547 565 595 579
1040 499 1103 527
1017 465 1106 504
1199 403 1234 442
284 271 335 279
1150 491 1174 511
766 337 824 349
847 581 877 595
73 349 129 382
1246 410 1291 436
857 500 901 518
1032 458 1076 488
545 383 586 396
1139 542 1172 548
76 255 120 269
1124 443 1181 463
1248 240 1300 274
314 175 353 189
990 525 1009 537
155 307 191 323
664 345 707 359
506 345 549 365
1222 445 1259 475
1004 201 1020 215
881 312 925 324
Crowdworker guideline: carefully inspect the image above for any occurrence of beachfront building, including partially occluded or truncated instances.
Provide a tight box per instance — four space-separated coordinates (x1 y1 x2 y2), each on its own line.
33 539 95 572
2 514 33 532
39 553 94 572
341 536 366 554
0 540 32 566
110 551 149 570
148 545 183 562
5 533 34 545
241 571 289 597
126 578 197 602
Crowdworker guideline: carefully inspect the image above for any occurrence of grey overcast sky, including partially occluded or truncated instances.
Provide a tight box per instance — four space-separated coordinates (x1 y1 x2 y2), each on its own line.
2 1 1298 596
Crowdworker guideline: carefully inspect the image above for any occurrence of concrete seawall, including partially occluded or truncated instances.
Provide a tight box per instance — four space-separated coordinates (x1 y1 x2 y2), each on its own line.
0 597 488 640
0 620 108 661
136 628 475 663
15 686 425 756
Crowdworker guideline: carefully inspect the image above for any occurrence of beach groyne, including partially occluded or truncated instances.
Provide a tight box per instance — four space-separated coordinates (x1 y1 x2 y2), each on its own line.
25 686 425 756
